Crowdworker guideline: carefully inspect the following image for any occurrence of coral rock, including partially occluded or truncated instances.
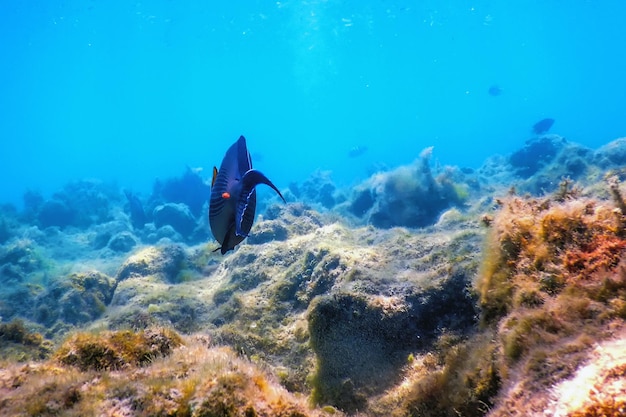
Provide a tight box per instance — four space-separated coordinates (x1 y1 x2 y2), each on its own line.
35 271 116 326
308 273 477 413
347 149 467 228
116 245 186 283
153 203 197 238
107 231 138 252
55 327 183 371
247 219 289 244
38 199 76 229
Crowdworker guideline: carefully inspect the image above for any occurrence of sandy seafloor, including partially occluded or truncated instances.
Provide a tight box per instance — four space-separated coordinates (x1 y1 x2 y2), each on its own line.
1 134 626 416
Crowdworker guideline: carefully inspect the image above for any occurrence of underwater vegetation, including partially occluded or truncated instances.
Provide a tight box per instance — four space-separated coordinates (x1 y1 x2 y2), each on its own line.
308 272 477 413
288 170 338 210
0 319 52 361
31 180 122 230
1 135 626 416
1 328 326 417
345 147 469 228
474 181 626 415
35 271 116 328
150 167 211 219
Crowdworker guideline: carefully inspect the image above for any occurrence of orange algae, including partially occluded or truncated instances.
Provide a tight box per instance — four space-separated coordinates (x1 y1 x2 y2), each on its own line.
479 196 626 322
55 327 183 371
476 191 626 417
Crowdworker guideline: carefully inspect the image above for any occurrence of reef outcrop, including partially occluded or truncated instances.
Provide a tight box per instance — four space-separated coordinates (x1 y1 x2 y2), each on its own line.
1 136 626 416
1 329 324 417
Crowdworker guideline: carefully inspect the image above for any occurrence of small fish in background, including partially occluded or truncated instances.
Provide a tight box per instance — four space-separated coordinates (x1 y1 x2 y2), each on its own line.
488 84 502 96
532 118 555 134
348 145 368 158
209 135 285 254
123 190 146 230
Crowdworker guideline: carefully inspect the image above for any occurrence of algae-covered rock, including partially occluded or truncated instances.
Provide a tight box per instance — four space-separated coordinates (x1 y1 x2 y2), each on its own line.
38 199 76 229
0 319 53 361
153 203 197 238
91 219 131 250
246 219 289 244
344 147 469 228
55 327 183 371
289 170 337 209
206 215 484 412
594 136 626 167
0 239 44 278
35 271 116 326
277 247 344 308
1 335 330 417
150 167 210 218
308 272 477 413
264 201 325 236
0 204 18 244
37 179 120 229
109 245 207 333
107 231 137 252
109 283 208 334
116 244 186 283
509 135 565 178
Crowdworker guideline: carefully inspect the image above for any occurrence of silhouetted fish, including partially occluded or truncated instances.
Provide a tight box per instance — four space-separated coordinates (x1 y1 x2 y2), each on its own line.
209 136 285 254
123 190 146 230
488 85 502 96
532 118 555 134
348 145 368 158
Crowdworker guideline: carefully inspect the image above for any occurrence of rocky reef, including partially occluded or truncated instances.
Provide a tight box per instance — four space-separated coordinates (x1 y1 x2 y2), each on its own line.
1 135 626 416
1 328 321 417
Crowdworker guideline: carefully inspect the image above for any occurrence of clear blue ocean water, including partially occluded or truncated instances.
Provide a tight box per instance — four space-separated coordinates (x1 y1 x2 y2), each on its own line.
1 1 625 208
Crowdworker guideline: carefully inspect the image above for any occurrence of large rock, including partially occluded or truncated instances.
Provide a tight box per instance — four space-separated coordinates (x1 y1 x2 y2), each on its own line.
345 148 468 228
594 137 626 167
116 245 186 283
509 135 565 178
150 168 210 218
153 203 197 238
37 180 120 229
107 231 137 253
38 200 75 229
0 239 44 284
308 272 477 412
34 271 116 326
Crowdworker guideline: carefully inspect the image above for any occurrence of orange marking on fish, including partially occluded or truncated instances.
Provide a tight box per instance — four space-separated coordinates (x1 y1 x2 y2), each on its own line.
222 192 231 199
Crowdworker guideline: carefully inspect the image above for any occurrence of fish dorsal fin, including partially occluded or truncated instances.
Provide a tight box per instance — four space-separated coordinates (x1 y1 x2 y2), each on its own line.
236 136 252 174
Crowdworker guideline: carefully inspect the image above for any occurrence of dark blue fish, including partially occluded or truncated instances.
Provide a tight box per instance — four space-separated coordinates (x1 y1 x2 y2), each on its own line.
123 190 146 230
488 85 502 96
532 118 555 134
209 136 285 254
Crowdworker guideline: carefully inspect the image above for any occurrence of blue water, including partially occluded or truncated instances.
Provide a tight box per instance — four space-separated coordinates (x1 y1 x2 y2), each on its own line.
1 1 625 208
